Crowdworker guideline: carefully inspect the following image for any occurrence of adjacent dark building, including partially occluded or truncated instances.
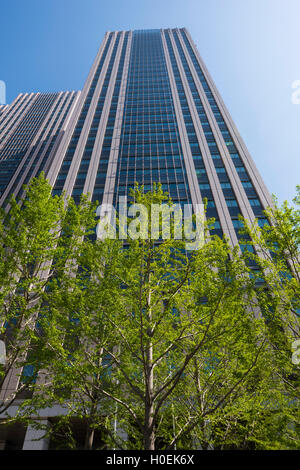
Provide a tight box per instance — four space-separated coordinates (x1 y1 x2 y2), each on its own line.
0 91 80 203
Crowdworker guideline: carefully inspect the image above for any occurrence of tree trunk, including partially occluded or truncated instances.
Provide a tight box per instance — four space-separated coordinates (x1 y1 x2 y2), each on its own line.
84 423 95 450
144 336 155 450
144 403 155 450
144 270 155 450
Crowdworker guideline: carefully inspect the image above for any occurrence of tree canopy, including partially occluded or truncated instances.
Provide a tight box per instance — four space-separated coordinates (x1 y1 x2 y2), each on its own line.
0 175 299 450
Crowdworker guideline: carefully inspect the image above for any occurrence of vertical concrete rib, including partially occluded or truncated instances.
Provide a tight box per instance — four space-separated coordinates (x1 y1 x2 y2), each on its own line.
63 33 120 196
22 421 51 450
84 32 128 198
176 29 255 224
168 29 238 245
161 30 202 212
0 105 8 120
47 32 112 187
43 91 81 176
182 28 273 211
102 32 132 206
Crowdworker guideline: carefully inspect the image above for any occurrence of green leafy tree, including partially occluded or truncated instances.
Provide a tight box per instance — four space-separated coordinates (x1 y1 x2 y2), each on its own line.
240 187 300 406
2 180 299 450
0 174 96 424
31 186 277 450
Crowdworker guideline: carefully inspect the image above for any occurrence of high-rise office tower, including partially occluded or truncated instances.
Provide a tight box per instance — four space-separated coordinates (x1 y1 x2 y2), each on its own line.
0 28 273 449
0 29 272 249
0 91 80 203
36 28 271 249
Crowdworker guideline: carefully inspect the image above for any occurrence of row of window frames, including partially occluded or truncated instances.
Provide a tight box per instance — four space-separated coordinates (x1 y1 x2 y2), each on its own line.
116 134 181 141
125 88 174 94
120 162 188 176
199 181 255 190
69 179 189 193
119 131 214 142
117 135 184 144
212 166 249 176
117 154 201 162
70 172 187 185
117 149 191 157
123 104 176 110
119 160 187 169
118 119 183 127
121 125 180 132
119 144 182 153
196 170 245 184
126 78 172 84
70 146 184 157
123 99 176 106
59 153 244 170
118 178 187 187
115 188 190 199
225 198 262 208
119 165 187 173
114 182 188 191
60 155 190 169
121 124 179 130
125 87 172 94
120 154 189 162
107 135 181 144
126 69 170 76
205 194 263 213
121 119 184 125
125 99 184 105
115 180 189 190
119 170 186 178
122 114 179 121
232 217 269 229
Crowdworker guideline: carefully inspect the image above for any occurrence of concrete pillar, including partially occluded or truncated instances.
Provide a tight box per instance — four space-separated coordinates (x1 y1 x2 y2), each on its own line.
22 420 51 450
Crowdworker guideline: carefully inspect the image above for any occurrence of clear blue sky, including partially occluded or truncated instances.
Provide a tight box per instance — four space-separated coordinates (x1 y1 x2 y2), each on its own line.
1 0 299 204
